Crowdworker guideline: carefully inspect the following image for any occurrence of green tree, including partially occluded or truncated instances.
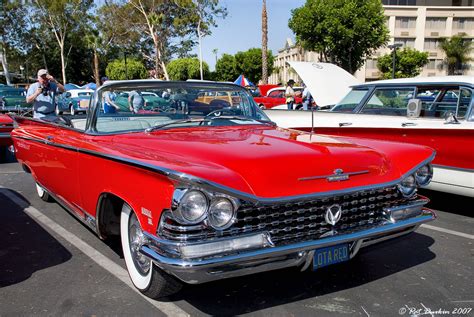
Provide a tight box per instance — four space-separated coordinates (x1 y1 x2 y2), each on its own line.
214 53 238 81
289 0 389 74
167 58 209 80
377 48 429 79
0 1 29 85
234 48 274 84
106 0 225 80
439 33 473 75
106 59 148 80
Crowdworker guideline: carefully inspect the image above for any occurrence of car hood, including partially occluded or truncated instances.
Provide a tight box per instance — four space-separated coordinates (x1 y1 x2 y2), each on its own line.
288 62 360 107
107 126 433 199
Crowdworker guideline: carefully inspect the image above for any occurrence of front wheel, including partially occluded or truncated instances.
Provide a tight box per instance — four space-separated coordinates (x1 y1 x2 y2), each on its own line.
120 204 182 299
55 106 63 115
70 105 75 116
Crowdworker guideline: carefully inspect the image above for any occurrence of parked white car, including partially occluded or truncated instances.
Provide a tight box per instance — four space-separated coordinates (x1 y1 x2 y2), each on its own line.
265 63 473 197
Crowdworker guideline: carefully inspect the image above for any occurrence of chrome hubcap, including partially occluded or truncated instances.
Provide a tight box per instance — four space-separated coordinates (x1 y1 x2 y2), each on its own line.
128 213 150 275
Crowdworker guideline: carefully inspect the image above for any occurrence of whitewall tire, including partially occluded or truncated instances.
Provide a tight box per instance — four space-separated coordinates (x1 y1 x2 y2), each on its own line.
120 203 182 298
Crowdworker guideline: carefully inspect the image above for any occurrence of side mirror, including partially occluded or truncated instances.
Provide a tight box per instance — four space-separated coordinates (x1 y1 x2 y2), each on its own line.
444 111 460 125
65 92 71 98
407 99 422 118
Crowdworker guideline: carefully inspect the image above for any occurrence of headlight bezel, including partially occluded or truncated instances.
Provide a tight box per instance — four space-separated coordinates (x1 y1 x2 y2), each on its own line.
171 187 239 228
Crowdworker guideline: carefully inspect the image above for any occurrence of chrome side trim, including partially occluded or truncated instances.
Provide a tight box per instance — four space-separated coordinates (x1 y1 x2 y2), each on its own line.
13 135 436 204
140 209 435 283
432 164 474 173
36 180 98 233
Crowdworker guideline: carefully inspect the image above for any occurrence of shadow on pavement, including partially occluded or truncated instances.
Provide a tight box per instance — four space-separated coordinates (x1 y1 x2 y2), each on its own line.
419 189 473 217
172 232 435 315
0 189 72 287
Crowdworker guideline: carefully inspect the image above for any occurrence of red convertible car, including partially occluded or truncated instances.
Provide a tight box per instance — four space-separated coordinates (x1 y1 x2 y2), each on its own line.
11 80 436 299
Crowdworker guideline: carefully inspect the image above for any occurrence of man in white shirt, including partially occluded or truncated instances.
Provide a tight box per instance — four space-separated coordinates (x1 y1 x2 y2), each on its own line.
285 79 295 110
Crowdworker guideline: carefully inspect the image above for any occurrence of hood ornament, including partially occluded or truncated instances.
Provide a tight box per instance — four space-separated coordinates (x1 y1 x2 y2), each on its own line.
298 169 369 182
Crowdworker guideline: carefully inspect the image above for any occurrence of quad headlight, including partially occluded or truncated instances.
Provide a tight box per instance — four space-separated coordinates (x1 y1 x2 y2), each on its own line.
171 188 237 229
172 190 208 224
415 164 433 186
397 174 417 198
208 198 235 230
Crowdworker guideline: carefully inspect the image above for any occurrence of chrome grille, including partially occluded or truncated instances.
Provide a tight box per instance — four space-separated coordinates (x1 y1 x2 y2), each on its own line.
159 186 410 246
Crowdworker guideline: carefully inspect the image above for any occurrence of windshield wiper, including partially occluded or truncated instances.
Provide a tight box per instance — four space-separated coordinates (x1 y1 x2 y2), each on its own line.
145 118 210 132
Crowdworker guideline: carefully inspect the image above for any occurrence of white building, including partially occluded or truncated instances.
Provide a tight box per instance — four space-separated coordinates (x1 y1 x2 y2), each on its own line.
271 0 474 83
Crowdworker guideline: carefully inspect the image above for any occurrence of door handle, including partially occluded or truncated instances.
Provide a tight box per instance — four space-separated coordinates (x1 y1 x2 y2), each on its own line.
45 135 54 144
401 122 417 127
339 122 352 127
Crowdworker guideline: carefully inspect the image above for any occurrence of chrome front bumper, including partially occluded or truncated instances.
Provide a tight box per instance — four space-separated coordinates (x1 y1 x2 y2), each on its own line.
140 208 436 284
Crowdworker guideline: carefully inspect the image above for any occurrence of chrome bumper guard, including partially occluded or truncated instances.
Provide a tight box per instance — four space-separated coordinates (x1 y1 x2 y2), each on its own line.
140 205 436 284
0 132 11 139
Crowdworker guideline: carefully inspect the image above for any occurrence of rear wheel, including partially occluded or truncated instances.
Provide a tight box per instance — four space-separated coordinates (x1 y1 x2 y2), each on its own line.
70 105 75 116
36 183 53 202
120 203 182 299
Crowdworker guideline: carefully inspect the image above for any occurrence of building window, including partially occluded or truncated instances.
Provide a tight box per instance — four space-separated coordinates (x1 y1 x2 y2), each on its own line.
366 59 378 69
426 59 442 70
453 18 474 30
424 39 440 50
394 38 415 48
425 17 447 29
395 17 416 28
383 0 416 4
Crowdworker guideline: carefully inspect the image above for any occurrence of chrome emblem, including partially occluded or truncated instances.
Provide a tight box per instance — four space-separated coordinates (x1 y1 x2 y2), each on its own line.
327 169 349 182
325 204 342 226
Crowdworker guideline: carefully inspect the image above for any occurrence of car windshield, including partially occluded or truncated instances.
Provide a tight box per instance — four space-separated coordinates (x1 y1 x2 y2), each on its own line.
93 82 271 133
331 89 368 112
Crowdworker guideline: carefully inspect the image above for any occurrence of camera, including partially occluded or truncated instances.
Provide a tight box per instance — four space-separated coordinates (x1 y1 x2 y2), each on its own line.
40 85 50 96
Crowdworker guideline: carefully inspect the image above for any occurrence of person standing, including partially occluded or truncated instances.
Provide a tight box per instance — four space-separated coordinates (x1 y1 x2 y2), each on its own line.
302 83 313 111
26 69 65 119
285 79 296 110
100 76 120 113
128 90 145 113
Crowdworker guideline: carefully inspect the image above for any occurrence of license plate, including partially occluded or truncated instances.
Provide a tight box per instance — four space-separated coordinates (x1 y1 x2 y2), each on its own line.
313 243 349 270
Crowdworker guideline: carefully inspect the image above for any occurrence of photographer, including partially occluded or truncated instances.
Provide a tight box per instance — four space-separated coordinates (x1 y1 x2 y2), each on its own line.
26 69 65 119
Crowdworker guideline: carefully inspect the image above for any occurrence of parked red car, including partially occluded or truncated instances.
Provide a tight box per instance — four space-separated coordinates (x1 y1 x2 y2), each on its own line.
254 87 304 109
0 114 14 160
11 80 436 299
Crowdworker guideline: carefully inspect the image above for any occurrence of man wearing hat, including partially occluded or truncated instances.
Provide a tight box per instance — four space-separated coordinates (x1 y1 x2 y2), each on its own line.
285 79 296 110
26 69 65 119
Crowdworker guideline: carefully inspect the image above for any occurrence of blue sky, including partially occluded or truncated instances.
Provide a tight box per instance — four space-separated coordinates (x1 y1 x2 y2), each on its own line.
192 0 306 70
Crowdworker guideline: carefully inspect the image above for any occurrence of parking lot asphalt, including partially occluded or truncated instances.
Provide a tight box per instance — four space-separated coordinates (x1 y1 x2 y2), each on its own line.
0 157 473 317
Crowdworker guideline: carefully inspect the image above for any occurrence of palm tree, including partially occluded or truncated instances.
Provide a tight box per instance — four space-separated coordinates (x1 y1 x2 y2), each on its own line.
261 0 268 84
439 33 473 75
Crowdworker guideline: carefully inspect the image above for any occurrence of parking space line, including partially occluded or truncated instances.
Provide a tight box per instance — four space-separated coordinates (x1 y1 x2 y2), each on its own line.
1 188 189 317
421 224 474 240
